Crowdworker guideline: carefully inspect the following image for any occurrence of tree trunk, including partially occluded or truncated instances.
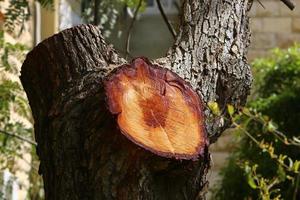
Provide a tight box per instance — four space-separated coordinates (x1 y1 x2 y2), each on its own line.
20 0 253 199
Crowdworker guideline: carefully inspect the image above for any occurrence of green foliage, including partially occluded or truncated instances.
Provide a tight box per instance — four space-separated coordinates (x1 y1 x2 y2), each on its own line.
251 47 300 137
3 0 53 34
0 0 47 195
242 162 282 200
211 45 300 200
0 30 32 171
121 0 143 8
208 101 221 116
4 0 30 34
81 0 146 38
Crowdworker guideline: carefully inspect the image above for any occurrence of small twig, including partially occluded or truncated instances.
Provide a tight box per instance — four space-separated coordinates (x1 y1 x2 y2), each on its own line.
0 129 37 146
273 129 300 147
293 172 300 200
93 0 101 25
156 0 176 39
257 0 265 9
241 111 300 147
280 0 295 10
125 0 143 57
232 122 292 171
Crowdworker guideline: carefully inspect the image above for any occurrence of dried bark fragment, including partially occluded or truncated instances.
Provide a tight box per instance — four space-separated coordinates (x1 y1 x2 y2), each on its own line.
105 57 207 159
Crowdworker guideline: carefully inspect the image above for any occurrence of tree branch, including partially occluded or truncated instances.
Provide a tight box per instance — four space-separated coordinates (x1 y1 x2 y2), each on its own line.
125 0 142 57
0 129 37 146
156 0 176 39
257 0 265 9
93 0 101 25
280 0 295 10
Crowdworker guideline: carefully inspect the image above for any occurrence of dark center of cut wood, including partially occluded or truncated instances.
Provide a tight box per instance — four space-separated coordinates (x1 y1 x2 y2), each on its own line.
140 93 169 128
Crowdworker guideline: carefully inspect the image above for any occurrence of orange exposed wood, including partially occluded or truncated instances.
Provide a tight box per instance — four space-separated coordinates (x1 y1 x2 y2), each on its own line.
104 57 207 159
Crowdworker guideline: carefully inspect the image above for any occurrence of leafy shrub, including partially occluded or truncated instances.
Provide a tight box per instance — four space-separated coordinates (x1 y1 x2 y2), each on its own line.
211 45 300 200
0 30 43 199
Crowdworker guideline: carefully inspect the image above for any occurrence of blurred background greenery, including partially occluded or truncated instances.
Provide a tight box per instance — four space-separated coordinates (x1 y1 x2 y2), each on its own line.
211 46 300 200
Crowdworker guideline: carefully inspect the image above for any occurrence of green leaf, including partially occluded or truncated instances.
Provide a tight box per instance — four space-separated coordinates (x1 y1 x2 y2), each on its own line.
277 165 286 182
242 107 251 116
288 157 294 168
247 174 257 189
227 104 234 116
208 101 221 116
293 160 300 173
267 121 277 132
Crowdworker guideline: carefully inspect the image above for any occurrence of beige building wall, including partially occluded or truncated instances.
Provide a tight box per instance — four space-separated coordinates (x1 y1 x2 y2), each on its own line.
248 0 300 60
40 0 59 40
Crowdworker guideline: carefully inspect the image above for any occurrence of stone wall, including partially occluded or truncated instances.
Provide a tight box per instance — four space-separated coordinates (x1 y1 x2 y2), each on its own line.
248 0 300 60
207 132 235 198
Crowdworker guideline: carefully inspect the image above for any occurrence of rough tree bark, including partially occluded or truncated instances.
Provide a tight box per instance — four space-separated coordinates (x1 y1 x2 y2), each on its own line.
20 0 253 199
